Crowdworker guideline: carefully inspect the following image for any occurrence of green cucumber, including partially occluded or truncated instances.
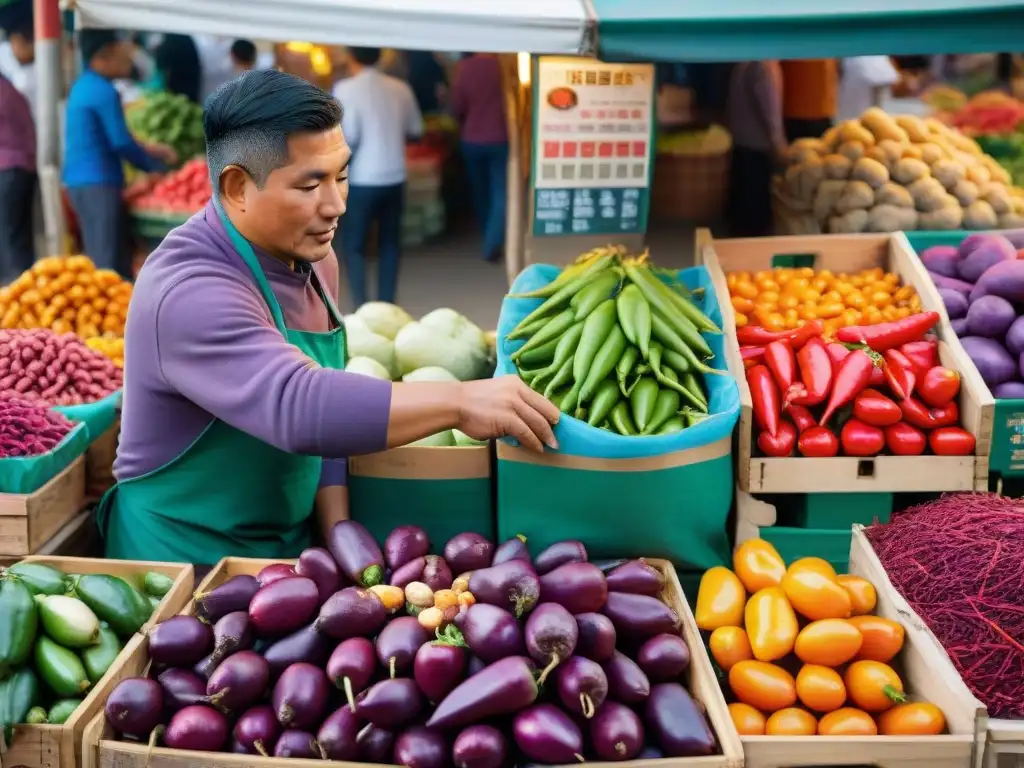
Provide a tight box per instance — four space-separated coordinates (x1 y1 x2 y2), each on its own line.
37 595 101 648
34 636 91 698
7 563 67 596
47 698 82 725
0 576 38 677
73 575 150 637
0 666 39 742
25 706 48 724
147 595 161 611
82 624 122 684
143 571 174 598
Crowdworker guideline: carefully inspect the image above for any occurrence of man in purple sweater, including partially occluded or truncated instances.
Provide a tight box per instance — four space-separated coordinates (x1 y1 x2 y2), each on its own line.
99 70 558 565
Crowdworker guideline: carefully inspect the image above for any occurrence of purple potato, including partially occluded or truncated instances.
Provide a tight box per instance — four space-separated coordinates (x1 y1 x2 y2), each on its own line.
951 317 969 336
296 546 345 603
157 668 207 713
575 613 617 662
273 730 323 759
327 636 376 707
523 603 577 682
256 563 296 586
209 611 252 667
492 535 531 566
645 682 715 756
455 604 525 662
104 677 164 738
605 559 665 596
591 701 645 761
512 704 583 764
315 586 387 640
966 295 1016 338
376 616 432 677
248 576 319 637
1007 316 1024 357
358 724 395 763
534 541 588 574
556 655 607 718
427 656 539 730
263 621 333 678
937 287 968 320
394 726 448 768
414 642 467 703
194 574 259 623
602 651 651 704
205 650 270 713
385 525 431 570
148 616 212 667
468 561 540 616
164 704 229 752
636 633 690 682
273 662 330 729
444 532 495 574
994 380 1024 398
391 557 427 589
602 591 678 638
330 519 386 587
453 724 507 768
318 705 362 760
539 562 608 614
355 678 425 729
422 555 454 590
233 705 281 756
961 335 1018 386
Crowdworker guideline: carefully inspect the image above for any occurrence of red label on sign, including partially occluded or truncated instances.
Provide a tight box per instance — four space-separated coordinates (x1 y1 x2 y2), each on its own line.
581 142 596 158
598 142 614 158
632 142 647 157
618 109 629 119
562 142 578 158
616 142 630 157
544 141 560 158
631 109 642 119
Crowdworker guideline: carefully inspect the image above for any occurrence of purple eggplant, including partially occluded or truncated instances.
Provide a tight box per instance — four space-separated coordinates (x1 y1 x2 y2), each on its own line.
414 642 467 703
229 739 249 754
205 650 270 713
422 555 454 590
248 576 319 636
274 730 324 759
575 613 617 662
385 525 431 570
466 656 487 677
316 586 387 639
513 704 583 764
164 704 229 752
377 616 432 678
391 557 427 589
602 592 678 638
209 611 253 667
157 668 207 713
318 705 362 760
148 615 213 667
524 603 577 683
645 683 715 756
602 651 650 704
591 701 645 761
263 621 333 678
355 678 424 729
257 562 296 586
358 724 395 762
105 677 164 738
468 561 539 616
233 705 281 757
330 519 386 586
606 559 665 596
193 653 218 679
194 574 260 623
455 604 525 662
534 541 588 575
539 562 608 614
394 726 448 768
327 636 376 708
427 656 539 730
556 655 608 718
273 662 330 729
492 534 531 566
453 724 507 768
444 532 494 574
637 633 690 682
296 546 344 603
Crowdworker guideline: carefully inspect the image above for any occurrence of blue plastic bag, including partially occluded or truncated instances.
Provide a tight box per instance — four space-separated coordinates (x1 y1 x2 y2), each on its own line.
496 264 740 459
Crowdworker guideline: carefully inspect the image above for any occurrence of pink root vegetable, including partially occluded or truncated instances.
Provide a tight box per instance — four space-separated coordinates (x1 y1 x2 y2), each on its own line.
0 329 122 406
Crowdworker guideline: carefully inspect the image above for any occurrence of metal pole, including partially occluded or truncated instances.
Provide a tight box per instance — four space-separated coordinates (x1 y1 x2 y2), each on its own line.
34 0 64 256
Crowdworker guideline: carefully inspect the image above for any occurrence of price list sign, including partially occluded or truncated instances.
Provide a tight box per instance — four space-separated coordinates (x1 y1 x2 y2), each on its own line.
531 57 655 238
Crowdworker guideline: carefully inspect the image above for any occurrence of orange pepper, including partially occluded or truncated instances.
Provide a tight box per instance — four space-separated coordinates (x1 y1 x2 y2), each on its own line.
709 626 753 671
781 557 852 621
695 566 746 630
794 619 863 666
745 586 798 662
732 539 786 592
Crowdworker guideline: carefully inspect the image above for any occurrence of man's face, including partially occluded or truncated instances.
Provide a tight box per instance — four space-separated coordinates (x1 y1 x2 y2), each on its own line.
9 34 33 66
96 40 134 79
244 126 349 264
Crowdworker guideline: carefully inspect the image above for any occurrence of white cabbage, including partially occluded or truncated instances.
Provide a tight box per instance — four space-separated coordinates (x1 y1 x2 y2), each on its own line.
345 315 396 377
453 429 486 446
408 430 456 447
402 366 460 383
394 321 489 381
345 356 392 380
419 308 489 358
355 302 413 340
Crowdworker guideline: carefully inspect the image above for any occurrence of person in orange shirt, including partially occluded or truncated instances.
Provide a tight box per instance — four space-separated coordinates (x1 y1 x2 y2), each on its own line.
781 59 838 142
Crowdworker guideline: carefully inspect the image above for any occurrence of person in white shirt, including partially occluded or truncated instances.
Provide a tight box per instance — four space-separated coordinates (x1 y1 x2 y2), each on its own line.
332 47 423 307
0 20 36 117
837 57 900 121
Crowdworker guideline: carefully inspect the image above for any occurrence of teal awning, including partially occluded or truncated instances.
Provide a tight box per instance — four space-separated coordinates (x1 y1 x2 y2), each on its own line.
593 0 1024 62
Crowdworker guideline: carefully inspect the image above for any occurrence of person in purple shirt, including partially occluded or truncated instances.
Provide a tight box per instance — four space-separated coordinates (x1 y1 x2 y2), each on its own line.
451 53 508 262
0 64 35 281
99 70 558 565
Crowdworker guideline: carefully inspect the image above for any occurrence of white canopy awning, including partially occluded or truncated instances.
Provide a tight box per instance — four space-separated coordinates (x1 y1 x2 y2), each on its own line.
74 0 592 55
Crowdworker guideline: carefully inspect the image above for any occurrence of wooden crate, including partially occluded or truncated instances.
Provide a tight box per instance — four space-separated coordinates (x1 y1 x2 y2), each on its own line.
0 456 86 557
0 509 99 568
2 557 194 768
700 230 993 494
83 558 744 768
85 422 118 502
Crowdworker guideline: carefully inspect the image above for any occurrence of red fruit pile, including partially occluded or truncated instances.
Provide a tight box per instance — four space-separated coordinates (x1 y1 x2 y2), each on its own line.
0 328 123 406
130 158 212 215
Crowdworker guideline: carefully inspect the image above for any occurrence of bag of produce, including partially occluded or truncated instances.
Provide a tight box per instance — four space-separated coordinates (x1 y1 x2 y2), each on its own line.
494 261 740 572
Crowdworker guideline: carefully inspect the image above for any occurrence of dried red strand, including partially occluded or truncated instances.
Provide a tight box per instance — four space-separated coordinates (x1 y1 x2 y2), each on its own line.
865 493 1024 719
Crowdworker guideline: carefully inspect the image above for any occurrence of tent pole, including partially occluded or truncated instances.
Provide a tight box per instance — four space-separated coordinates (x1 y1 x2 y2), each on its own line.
34 0 65 256
501 53 524 287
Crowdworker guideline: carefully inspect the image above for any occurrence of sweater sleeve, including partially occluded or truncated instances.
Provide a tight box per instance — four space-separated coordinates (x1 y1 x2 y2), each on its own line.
155 270 392 458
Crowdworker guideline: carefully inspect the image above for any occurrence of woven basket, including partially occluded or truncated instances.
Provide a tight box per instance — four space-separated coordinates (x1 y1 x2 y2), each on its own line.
650 146 731 223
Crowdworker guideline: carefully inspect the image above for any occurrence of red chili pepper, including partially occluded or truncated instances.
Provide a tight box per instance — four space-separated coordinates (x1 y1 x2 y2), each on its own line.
870 364 885 387
746 364 781 437
757 420 797 457
919 366 961 407
826 342 850 367
820 349 876 426
764 340 796 390
835 311 940 351
798 426 839 457
885 422 927 455
741 346 766 361
929 426 976 456
840 419 886 457
736 320 823 350
784 404 816 433
853 389 902 427
899 340 939 378
784 337 833 408
882 349 916 400
899 395 959 429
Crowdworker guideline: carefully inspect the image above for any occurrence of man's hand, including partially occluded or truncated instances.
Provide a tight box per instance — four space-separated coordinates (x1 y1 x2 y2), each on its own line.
145 141 178 165
457 376 560 452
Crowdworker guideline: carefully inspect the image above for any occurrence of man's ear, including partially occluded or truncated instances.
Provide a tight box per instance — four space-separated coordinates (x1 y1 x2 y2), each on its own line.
219 166 250 210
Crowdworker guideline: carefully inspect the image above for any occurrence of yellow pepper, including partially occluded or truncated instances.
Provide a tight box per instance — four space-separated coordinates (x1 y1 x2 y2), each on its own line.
745 586 798 662
695 566 746 631
732 539 786 593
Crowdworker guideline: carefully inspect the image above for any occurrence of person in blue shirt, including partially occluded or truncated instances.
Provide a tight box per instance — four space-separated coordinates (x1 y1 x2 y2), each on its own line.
63 30 176 276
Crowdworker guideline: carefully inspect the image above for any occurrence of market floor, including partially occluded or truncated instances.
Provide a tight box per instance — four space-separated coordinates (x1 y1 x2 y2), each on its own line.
336 220 703 330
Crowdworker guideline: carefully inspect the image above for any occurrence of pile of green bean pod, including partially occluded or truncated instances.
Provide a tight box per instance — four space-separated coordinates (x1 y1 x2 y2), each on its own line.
506 253 723 436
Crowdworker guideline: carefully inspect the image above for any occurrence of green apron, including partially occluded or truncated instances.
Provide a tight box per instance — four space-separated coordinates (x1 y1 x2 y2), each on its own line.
98 208 347 564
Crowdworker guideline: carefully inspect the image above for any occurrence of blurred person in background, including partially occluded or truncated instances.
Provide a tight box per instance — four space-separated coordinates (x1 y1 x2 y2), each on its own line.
451 52 507 262
333 47 422 307
153 33 202 102
0 17 35 116
0 58 36 280
230 39 257 74
405 50 447 115
781 59 838 142
63 30 177 275
837 57 900 121
726 60 785 237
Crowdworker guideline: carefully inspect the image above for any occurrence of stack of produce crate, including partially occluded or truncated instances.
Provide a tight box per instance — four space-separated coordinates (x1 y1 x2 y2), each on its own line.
403 145 446 247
